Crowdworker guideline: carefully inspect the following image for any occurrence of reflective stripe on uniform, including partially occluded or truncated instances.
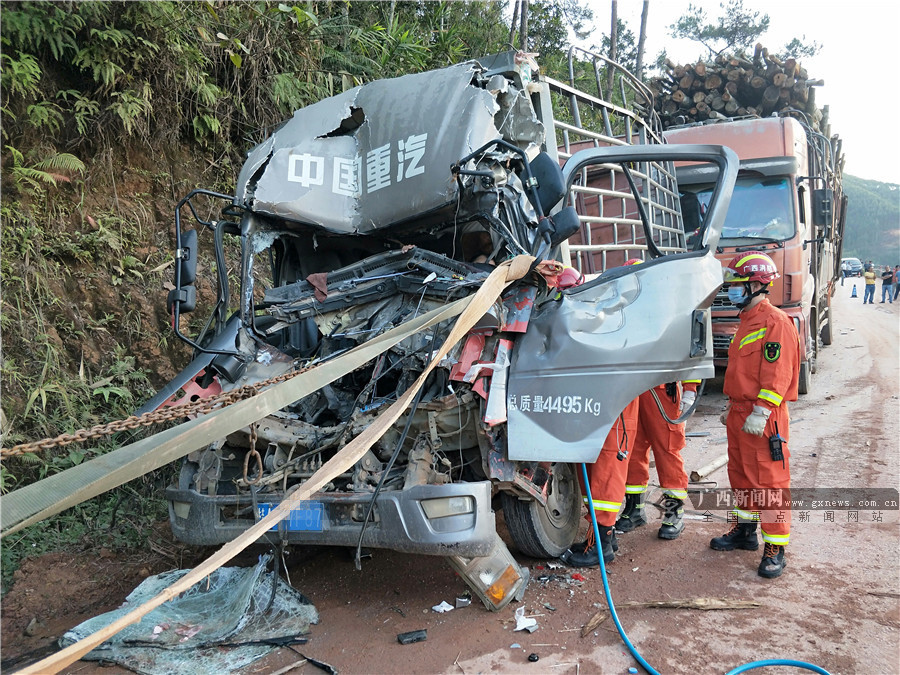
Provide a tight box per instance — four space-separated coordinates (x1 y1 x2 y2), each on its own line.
733 508 759 521
625 484 647 494
758 388 784 406
582 496 621 512
761 530 790 545
739 328 767 348
663 488 688 500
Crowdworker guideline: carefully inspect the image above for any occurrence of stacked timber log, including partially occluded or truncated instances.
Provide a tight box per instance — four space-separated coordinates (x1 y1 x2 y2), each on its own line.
650 43 832 134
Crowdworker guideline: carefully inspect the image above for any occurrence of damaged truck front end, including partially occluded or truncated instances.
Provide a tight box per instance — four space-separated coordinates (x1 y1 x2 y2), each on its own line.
142 51 736 609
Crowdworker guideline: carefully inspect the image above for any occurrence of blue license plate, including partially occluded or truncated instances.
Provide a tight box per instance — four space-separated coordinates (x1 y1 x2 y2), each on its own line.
257 501 324 532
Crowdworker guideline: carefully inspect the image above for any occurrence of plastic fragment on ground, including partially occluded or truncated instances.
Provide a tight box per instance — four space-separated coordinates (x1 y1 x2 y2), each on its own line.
432 601 454 613
59 555 317 675
513 606 537 632
397 630 427 645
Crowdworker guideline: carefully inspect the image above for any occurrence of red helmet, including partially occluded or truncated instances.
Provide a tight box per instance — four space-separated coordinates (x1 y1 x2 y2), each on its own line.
723 251 780 285
624 258 643 266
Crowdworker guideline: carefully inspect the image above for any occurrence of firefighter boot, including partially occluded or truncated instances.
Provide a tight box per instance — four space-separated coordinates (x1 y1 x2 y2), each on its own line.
615 493 647 533
757 543 786 578
709 522 759 551
571 526 618 554
562 527 615 567
657 497 685 540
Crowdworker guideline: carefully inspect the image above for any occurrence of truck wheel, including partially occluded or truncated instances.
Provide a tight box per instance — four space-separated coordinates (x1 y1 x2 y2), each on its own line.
501 462 581 559
798 361 811 395
821 319 833 346
821 296 834 346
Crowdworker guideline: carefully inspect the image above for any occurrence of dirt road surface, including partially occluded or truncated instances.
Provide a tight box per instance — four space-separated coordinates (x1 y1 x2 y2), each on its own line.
2 287 898 674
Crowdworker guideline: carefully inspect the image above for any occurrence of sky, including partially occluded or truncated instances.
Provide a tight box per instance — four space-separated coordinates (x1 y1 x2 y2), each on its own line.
597 0 900 185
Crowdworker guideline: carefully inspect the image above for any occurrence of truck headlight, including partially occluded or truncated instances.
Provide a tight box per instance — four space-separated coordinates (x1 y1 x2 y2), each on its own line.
421 496 474 519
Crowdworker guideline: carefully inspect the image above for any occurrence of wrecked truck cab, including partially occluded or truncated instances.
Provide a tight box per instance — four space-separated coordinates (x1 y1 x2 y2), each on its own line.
148 51 737 600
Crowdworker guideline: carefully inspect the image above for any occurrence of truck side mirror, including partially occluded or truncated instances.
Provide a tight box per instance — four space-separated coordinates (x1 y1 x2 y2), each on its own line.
812 188 833 229
548 206 582 248
167 285 197 313
178 229 199 286
527 152 566 214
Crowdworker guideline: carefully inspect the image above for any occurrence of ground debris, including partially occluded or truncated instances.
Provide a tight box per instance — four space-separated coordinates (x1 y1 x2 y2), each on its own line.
580 610 608 637
617 597 761 610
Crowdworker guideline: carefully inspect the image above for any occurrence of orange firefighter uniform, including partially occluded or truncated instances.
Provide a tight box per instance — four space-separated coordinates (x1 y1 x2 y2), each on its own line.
581 397 640 527
624 380 700 502
723 298 799 546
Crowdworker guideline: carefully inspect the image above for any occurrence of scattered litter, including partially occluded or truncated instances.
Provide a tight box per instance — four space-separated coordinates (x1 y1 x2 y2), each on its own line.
685 432 710 437
632 567 639 572
455 593 472 609
397 629 427 645
546 562 562 569
581 610 608 637
528 653 540 662
810 453 817 457
432 601 454 613
510 643 522 649
543 602 557 612
514 607 538 633
629 668 639 673
59 556 318 675
571 573 586 582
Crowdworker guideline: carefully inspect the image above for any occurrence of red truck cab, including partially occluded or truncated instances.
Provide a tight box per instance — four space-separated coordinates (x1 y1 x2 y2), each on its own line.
664 116 845 393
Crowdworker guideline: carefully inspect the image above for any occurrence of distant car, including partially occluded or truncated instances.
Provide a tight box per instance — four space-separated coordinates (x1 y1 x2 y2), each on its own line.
842 257 863 276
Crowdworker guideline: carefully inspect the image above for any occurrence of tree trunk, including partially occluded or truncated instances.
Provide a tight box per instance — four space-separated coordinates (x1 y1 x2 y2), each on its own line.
388 0 396 32
607 0 618 96
635 0 649 79
519 0 528 51
508 1 519 48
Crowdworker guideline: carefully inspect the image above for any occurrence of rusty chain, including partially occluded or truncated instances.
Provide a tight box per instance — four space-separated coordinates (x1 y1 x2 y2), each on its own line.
1 365 311 459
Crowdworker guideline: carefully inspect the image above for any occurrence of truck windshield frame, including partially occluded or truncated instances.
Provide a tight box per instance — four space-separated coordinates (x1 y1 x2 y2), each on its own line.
682 175 796 245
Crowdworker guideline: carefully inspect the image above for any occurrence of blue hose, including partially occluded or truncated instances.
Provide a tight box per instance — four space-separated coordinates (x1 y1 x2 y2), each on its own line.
579 463 832 675
725 661 832 675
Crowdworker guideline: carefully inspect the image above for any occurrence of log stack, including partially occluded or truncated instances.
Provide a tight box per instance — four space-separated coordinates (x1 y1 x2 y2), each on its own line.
650 43 832 134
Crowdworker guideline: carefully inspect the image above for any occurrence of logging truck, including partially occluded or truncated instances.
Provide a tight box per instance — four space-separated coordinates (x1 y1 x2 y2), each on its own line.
664 115 847 393
139 50 738 609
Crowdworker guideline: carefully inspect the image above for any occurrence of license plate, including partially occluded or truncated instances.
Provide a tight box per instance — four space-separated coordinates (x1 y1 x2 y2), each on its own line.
257 501 324 532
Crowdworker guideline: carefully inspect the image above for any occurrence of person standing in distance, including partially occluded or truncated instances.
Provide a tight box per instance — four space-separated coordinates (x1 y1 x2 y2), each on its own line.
863 264 877 304
712 252 799 579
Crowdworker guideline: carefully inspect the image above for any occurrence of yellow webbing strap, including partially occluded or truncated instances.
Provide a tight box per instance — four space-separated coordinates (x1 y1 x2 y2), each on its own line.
2 296 472 538
19 255 534 674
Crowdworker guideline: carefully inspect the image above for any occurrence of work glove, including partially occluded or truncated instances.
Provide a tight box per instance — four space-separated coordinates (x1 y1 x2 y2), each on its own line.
741 405 771 436
719 401 730 426
680 390 696 415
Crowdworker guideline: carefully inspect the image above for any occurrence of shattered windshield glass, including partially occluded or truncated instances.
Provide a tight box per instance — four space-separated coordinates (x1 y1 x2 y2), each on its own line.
681 176 795 244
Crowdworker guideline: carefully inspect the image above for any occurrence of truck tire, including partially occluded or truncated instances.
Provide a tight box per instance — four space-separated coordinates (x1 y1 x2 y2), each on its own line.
501 462 581 558
821 319 833 346
798 361 811 395
821 297 834 346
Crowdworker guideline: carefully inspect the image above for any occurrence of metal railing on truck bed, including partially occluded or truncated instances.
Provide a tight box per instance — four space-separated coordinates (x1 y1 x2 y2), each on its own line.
544 47 689 275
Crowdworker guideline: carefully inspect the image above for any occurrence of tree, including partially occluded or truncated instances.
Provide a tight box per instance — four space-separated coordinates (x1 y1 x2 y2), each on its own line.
521 0 594 62
777 37 821 60
635 0 649 79
606 1 617 94
669 0 769 57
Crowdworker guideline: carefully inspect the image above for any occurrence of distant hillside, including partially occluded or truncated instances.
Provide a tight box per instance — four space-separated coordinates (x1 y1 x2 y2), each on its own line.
842 176 899 264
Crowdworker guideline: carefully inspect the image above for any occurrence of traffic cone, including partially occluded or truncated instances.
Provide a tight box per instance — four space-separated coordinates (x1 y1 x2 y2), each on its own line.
851 284 857 298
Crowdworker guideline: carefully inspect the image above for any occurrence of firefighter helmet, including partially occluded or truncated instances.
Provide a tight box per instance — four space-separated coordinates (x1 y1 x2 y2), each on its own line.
723 251 780 285
624 258 643 266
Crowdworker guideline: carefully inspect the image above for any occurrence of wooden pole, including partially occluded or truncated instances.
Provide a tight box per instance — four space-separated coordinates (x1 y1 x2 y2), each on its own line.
690 454 729 482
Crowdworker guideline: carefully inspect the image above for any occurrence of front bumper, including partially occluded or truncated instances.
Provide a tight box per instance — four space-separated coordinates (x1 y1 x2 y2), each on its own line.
166 480 497 557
